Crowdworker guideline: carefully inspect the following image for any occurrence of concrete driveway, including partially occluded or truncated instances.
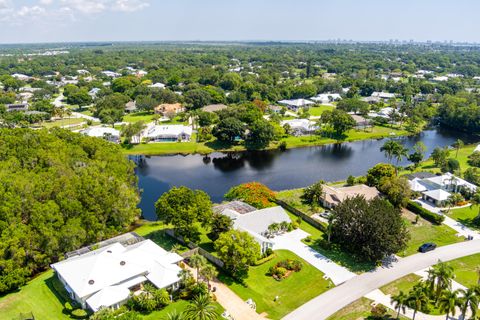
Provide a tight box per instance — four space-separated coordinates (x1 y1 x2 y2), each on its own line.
282 239 480 320
273 229 355 285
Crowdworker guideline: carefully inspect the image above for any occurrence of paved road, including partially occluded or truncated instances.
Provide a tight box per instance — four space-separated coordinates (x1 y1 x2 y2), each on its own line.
283 239 480 320
273 230 355 285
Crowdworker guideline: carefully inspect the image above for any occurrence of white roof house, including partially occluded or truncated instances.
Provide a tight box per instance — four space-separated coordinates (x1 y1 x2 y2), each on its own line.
371 92 396 100
215 203 292 253
281 119 318 136
51 239 183 312
101 71 121 78
474 144 480 153
278 99 315 110
81 127 120 143
149 82 166 89
12 73 31 81
311 93 342 104
432 76 449 82
143 124 192 142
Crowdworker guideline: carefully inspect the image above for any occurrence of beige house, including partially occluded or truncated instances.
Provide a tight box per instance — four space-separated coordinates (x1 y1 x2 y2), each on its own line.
154 103 184 116
321 184 380 208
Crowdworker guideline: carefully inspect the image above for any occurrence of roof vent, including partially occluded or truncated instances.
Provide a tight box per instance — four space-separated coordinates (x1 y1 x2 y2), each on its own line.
107 250 112 253
88 279 95 285
120 261 126 266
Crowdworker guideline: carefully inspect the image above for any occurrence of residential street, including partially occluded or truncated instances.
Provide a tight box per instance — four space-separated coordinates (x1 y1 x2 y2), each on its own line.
282 239 480 320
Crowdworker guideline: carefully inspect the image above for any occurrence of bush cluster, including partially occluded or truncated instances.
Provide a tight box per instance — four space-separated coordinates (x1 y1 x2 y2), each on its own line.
407 201 445 225
268 259 303 280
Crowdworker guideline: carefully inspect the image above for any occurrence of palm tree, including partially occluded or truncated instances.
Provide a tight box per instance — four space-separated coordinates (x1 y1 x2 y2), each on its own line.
199 264 217 290
391 290 408 319
446 193 464 213
165 311 186 320
392 144 409 167
184 294 218 320
189 254 207 282
457 286 478 320
407 284 429 320
433 262 455 302
453 139 464 158
471 192 480 225
380 140 400 163
438 289 460 320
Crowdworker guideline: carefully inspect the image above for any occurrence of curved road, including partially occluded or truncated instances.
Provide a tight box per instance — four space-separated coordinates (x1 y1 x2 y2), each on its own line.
283 240 480 320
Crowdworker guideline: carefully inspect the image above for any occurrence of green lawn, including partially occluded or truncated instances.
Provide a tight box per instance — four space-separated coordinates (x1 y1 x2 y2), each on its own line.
140 300 224 320
399 213 464 257
308 105 335 116
326 297 408 320
414 143 479 175
380 274 422 296
0 270 72 320
219 250 333 320
448 206 479 229
276 188 325 216
123 112 156 123
447 253 480 287
41 118 86 128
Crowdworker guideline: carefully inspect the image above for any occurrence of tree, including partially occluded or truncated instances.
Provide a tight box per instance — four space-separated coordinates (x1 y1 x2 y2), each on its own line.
208 213 233 241
224 182 276 208
378 176 412 208
366 163 396 187
431 147 450 168
245 120 275 150
441 158 460 174
438 289 459 320
301 180 325 206
200 264 218 289
408 142 427 168
155 187 213 243
446 193 464 213
452 139 464 158
94 93 130 126
468 152 480 167
214 230 260 279
457 286 478 320
136 95 158 111
66 88 92 107
380 140 407 168
337 98 369 114
184 294 218 320
185 89 212 109
430 262 455 301
121 121 146 143
165 311 186 320
391 291 408 319
320 109 356 136
407 284 429 320
330 196 409 262
189 254 207 282
212 117 244 143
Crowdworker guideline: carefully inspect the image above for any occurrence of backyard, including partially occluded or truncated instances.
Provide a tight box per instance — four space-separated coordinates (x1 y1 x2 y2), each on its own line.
448 205 479 229
448 253 480 287
219 249 333 320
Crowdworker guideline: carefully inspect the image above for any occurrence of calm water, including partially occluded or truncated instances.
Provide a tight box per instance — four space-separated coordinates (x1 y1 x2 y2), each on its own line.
136 129 477 220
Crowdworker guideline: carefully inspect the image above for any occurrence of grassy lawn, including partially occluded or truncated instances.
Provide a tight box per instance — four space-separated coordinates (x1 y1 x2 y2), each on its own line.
380 274 422 296
326 297 408 320
415 143 479 175
0 270 72 320
276 188 325 216
219 250 334 320
140 300 224 320
447 253 480 287
308 105 335 116
399 210 464 257
41 118 86 128
123 111 156 123
133 221 189 253
448 206 479 229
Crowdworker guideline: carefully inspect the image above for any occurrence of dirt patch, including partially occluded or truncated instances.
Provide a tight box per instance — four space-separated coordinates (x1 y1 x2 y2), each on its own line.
402 208 429 226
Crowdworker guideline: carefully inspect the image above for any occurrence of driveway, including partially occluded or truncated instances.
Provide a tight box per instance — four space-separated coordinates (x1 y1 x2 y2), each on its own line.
273 229 355 285
283 239 480 320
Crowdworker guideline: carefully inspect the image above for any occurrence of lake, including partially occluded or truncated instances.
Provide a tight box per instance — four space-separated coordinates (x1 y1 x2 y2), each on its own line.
136 129 477 220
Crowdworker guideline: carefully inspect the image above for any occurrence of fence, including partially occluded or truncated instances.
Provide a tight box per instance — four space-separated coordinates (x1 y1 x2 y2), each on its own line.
273 199 327 233
165 229 225 269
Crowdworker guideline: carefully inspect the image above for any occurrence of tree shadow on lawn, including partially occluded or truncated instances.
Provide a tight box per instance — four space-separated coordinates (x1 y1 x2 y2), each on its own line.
456 217 479 230
309 239 376 273
145 230 187 252
44 275 78 316
204 140 238 151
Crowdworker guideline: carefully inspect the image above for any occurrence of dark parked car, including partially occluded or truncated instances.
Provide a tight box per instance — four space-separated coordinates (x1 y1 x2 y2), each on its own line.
418 243 437 253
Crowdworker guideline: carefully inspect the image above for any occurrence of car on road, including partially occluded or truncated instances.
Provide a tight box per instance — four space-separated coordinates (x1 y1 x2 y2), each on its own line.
418 242 437 253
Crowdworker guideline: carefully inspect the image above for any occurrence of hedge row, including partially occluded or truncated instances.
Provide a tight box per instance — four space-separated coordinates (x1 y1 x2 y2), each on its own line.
407 201 445 225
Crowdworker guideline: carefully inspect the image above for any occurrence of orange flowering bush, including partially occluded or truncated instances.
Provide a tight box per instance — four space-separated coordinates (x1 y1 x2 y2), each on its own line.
224 182 276 208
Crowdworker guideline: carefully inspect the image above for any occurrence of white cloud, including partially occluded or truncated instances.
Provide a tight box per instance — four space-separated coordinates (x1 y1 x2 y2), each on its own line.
17 6 46 17
59 0 149 14
113 0 149 12
39 0 54 5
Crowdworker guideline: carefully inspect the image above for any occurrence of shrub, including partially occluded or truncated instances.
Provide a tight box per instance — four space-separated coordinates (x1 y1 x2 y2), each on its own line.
264 247 274 257
468 151 480 167
370 304 388 319
407 201 445 225
278 141 287 151
224 182 276 208
71 309 88 319
346 175 356 186
255 253 276 266
268 259 303 279
64 302 74 313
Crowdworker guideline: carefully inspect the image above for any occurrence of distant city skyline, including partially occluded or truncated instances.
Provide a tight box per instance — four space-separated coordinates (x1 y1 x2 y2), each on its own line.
0 0 479 44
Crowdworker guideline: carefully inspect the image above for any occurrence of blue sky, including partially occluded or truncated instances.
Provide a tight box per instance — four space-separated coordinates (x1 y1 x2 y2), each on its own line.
0 0 479 44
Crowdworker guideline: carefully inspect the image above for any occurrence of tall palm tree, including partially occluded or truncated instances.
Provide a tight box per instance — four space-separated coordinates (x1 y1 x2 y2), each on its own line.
391 290 408 319
380 140 400 163
438 289 459 320
457 286 478 320
189 254 207 282
392 144 409 168
453 139 464 158
407 284 429 320
434 262 455 302
184 294 218 320
199 264 218 290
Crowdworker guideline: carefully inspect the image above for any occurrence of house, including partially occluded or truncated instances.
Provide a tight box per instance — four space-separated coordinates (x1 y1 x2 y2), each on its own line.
101 71 121 78
406 172 477 207
6 103 29 112
201 104 228 113
361 96 381 104
311 93 342 105
320 184 380 209
143 124 192 142
149 82 166 89
267 105 283 113
351 114 371 129
474 144 480 153
136 70 148 77
125 101 137 113
51 237 183 312
281 119 318 136
89 88 101 99
77 69 90 75
12 73 31 81
81 127 121 143
154 103 184 116
214 201 292 253
432 76 449 82
371 92 396 102
278 99 315 111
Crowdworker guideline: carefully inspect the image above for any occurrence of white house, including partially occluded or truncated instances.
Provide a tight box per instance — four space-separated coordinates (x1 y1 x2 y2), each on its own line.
371 92 396 101
89 88 101 99
432 76 449 82
311 93 342 104
101 71 121 78
143 124 192 142
278 98 315 111
51 239 183 312
281 119 318 136
149 82 166 89
12 73 31 81
214 201 292 254
81 127 120 143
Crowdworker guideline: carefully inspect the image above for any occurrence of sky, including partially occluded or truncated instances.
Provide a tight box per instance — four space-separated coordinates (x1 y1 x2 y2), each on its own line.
0 0 479 44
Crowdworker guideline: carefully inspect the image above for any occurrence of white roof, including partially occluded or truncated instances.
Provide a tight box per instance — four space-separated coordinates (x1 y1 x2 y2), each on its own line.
423 189 451 201
311 93 342 103
86 285 130 312
278 99 314 107
474 145 480 153
281 119 317 131
371 92 396 99
81 127 120 138
149 82 166 89
51 239 183 300
432 76 449 82
409 178 428 192
426 172 477 191
101 71 121 78
144 124 192 138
